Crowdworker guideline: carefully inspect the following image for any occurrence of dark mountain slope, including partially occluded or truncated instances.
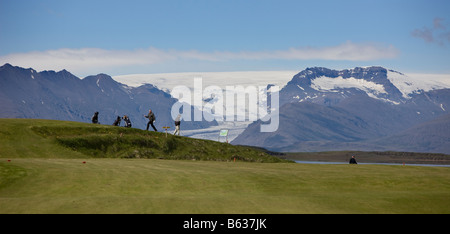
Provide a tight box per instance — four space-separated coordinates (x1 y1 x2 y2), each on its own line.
0 63 217 130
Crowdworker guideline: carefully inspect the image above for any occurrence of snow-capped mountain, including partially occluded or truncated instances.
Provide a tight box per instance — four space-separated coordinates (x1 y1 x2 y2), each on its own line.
232 66 450 154
279 66 450 106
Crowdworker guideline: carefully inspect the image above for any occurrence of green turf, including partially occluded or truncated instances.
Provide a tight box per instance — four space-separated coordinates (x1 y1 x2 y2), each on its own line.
1 158 449 214
0 118 286 162
0 119 449 214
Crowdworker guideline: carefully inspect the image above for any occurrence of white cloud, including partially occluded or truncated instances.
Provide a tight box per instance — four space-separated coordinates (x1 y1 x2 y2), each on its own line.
0 48 169 73
232 41 399 61
0 41 399 76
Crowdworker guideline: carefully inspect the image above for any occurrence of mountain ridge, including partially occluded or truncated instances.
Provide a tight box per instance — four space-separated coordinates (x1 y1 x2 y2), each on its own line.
282 67 408 106
0 63 217 130
233 66 450 154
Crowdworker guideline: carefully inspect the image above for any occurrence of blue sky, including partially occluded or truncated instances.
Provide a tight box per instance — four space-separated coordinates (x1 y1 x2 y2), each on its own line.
1 0 449 77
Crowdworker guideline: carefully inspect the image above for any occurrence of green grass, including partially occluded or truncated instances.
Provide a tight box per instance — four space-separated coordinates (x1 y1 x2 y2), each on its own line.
0 118 285 162
1 119 450 214
1 158 449 214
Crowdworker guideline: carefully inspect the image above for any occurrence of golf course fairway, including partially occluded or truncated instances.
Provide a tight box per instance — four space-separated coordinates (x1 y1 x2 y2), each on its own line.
0 119 449 213
1 158 449 213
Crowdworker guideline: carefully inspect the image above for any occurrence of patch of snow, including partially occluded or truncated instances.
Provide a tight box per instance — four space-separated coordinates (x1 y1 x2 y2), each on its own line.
388 70 450 98
121 84 133 93
311 76 387 95
373 96 400 105
96 78 104 92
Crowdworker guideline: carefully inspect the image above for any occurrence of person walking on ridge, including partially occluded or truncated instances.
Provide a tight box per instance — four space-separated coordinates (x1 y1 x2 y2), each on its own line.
112 116 121 126
123 115 132 128
173 114 181 136
145 109 158 131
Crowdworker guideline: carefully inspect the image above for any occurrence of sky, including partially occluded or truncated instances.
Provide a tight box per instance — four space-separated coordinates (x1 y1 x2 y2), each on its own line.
1 0 450 78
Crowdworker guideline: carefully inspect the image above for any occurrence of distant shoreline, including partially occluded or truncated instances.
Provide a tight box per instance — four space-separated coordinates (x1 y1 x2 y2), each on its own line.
275 151 450 165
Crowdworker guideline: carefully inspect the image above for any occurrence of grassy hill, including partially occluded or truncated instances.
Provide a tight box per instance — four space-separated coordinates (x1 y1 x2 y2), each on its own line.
0 118 286 162
1 119 450 214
